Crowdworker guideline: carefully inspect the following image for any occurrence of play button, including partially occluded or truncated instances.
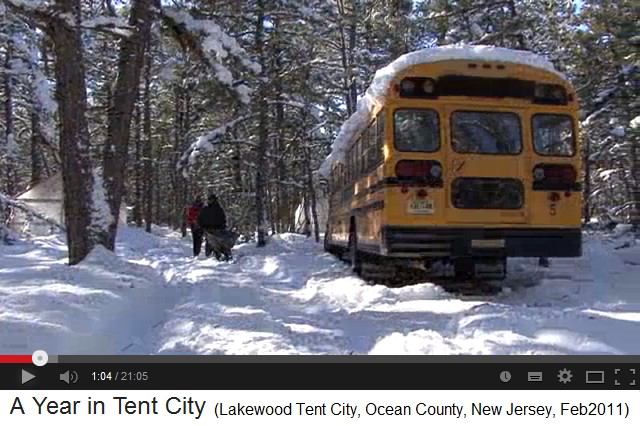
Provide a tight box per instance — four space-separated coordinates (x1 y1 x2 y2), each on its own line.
22 369 36 385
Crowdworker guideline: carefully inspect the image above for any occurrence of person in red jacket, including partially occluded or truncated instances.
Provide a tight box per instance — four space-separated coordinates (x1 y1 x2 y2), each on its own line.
185 195 205 257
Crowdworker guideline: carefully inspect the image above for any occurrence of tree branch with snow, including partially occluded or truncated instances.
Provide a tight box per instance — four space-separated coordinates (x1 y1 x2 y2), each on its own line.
159 7 261 105
0 191 65 231
178 113 259 178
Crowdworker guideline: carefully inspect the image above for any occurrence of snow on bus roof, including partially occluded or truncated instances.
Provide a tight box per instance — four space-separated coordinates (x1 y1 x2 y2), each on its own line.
317 44 564 177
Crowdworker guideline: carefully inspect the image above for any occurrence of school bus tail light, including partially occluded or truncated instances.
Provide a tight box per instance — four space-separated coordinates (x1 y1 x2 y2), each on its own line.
395 160 444 187
396 160 431 178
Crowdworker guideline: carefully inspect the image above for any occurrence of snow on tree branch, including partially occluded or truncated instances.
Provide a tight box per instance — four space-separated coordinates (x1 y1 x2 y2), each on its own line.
178 98 323 177
0 0 71 26
6 29 58 143
0 192 65 231
160 8 261 105
179 114 258 178
1 0 48 14
81 16 134 37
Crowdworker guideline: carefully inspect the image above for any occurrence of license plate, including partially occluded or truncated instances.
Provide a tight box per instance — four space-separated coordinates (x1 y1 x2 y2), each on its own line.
471 239 505 248
408 199 434 214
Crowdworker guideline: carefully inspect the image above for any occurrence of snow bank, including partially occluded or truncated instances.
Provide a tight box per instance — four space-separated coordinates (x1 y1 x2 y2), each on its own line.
0 226 186 355
318 44 564 177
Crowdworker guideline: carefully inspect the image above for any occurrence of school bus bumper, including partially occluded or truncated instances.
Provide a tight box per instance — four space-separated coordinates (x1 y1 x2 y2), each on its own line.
380 226 582 258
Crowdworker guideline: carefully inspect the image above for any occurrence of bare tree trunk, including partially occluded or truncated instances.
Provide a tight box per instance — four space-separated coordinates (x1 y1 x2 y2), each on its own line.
309 170 321 243
171 85 184 232
232 134 242 190
336 0 358 115
133 103 143 226
630 137 640 228
143 52 154 233
179 90 191 238
347 0 358 112
47 0 96 265
254 0 268 247
583 133 591 224
507 0 527 50
102 0 155 250
3 37 16 197
153 143 162 229
274 98 286 234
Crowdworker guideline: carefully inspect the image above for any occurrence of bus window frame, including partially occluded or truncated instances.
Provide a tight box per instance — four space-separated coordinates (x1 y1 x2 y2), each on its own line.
450 110 523 156
393 108 441 153
376 112 385 162
363 122 373 173
354 114 384 176
354 138 361 178
451 177 525 210
531 113 577 158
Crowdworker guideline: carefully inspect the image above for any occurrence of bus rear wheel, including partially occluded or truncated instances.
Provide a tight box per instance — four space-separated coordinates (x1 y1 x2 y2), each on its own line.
348 227 362 274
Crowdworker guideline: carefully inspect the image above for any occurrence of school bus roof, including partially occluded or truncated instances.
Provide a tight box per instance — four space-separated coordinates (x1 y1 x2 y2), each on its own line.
317 45 566 177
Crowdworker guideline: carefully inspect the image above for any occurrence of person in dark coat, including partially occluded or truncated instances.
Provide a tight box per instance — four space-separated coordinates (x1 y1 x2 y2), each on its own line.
197 193 229 259
185 195 205 257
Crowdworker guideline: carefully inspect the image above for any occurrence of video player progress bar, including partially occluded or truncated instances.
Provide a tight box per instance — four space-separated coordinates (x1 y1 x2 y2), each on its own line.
3 353 640 364
56 355 640 363
0 355 58 364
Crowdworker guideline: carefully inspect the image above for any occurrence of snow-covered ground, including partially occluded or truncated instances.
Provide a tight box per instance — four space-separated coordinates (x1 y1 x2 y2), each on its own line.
1 225 639 355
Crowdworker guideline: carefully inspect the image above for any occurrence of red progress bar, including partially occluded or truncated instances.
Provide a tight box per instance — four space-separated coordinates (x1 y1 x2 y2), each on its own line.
0 355 32 363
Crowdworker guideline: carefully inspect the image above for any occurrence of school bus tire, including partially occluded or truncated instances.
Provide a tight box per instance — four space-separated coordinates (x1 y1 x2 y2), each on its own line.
348 222 362 275
453 256 475 280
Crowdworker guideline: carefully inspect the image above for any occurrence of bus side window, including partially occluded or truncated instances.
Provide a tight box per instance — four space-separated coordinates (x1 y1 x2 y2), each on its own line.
363 123 372 172
362 134 368 174
348 146 354 184
353 138 362 181
376 113 385 162
367 123 375 170
361 134 368 174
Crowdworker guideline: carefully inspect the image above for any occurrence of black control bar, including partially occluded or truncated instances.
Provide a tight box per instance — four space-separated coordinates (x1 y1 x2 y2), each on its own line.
3 363 638 390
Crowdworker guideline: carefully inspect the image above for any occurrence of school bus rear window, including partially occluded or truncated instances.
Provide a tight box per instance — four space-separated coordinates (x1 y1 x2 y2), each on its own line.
532 114 575 156
451 111 522 154
393 109 440 153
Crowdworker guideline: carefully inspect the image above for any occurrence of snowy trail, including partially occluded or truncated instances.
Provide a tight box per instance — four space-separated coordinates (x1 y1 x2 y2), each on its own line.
1 226 639 355
146 233 640 355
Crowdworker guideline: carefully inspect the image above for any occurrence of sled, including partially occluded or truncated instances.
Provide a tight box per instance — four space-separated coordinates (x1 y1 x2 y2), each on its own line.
204 229 239 260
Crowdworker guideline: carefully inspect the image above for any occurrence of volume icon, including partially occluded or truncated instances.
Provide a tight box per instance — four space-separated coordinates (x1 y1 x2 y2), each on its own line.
60 370 78 384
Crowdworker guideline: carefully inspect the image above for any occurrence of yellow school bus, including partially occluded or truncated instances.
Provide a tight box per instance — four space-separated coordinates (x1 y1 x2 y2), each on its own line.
322 46 582 283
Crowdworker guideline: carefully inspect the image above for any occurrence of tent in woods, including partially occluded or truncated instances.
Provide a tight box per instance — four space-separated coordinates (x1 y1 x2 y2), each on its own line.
294 195 328 235
10 172 127 236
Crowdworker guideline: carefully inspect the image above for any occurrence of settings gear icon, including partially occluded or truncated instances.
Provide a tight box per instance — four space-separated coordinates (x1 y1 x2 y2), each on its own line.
558 368 573 384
